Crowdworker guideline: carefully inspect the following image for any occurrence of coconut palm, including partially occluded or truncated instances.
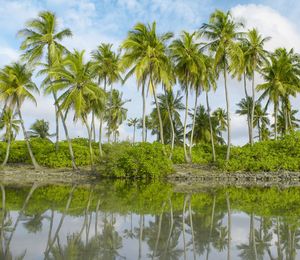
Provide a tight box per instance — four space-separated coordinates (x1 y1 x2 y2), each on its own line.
0 108 20 166
27 119 54 140
48 50 105 168
121 22 173 146
128 118 139 144
242 29 270 145
201 9 244 160
253 103 270 141
170 31 204 162
18 10 72 151
137 115 152 142
105 89 129 143
212 108 227 140
257 48 300 140
0 63 40 169
91 43 122 147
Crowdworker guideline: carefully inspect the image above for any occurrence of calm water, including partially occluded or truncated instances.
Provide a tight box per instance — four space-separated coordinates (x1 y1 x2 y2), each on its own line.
1 180 300 260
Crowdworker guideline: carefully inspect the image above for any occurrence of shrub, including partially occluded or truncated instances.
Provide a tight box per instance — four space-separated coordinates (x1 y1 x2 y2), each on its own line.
97 142 174 179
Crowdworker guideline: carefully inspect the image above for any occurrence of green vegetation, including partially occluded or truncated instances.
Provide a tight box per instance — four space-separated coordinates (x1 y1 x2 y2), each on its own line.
1 10 300 176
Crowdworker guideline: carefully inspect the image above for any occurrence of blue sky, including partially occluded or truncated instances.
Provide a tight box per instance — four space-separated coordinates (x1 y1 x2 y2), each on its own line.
1 0 300 144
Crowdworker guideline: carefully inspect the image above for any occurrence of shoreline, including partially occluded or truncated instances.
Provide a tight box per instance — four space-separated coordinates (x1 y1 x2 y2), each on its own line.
1 164 300 187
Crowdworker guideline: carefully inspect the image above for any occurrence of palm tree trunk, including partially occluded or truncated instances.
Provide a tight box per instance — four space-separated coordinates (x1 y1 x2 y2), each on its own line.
164 88 175 157
243 72 248 98
138 214 144 260
206 92 216 162
54 94 77 169
224 67 231 161
250 73 255 146
133 124 136 144
153 202 165 260
95 199 100 235
0 184 6 253
274 103 278 140
83 116 94 169
244 73 251 144
152 80 165 146
250 213 258 260
59 110 77 169
226 192 231 260
142 83 146 142
206 195 216 260
53 92 59 153
1 128 11 167
99 77 107 157
91 111 96 142
108 85 113 143
164 198 174 258
276 217 282 259
183 89 190 162
145 127 148 142
17 100 40 170
189 88 199 161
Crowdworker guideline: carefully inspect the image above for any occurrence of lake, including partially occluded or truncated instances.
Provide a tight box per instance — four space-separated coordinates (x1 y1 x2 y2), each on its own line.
0 180 299 259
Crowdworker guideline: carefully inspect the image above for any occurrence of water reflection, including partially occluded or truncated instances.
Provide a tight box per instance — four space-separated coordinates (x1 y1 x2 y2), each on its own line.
0 181 300 259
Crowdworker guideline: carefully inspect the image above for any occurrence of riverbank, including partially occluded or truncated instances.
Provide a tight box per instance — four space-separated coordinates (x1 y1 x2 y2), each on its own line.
1 163 300 188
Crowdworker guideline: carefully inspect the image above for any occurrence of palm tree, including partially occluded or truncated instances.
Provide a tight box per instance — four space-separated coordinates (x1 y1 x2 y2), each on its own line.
91 43 122 147
128 118 139 144
170 31 204 162
48 50 105 168
212 108 227 140
18 10 72 151
27 119 54 140
242 28 270 145
0 63 40 169
137 115 152 142
151 90 184 148
201 10 244 160
257 48 300 140
253 103 270 141
202 54 218 161
121 22 173 146
0 108 20 167
105 89 129 143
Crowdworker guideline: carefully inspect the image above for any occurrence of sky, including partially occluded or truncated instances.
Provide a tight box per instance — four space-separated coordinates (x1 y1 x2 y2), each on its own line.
1 0 300 145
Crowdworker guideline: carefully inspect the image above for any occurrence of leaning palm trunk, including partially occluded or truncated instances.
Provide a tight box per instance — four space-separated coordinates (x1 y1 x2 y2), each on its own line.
224 67 231 161
152 83 165 146
206 195 216 260
250 73 255 146
142 84 146 142
2 128 11 167
152 202 165 259
183 89 190 162
91 111 96 142
274 103 278 140
17 100 40 170
54 94 77 169
52 92 59 153
83 116 94 169
164 88 175 158
206 92 216 162
108 85 113 143
98 78 107 157
189 88 199 161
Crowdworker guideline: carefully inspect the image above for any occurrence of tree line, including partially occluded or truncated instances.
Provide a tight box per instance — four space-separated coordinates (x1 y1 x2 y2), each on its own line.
1 10 300 170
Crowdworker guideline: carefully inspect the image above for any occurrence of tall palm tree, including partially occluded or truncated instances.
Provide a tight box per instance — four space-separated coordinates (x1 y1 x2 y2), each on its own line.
170 31 204 162
253 103 270 141
151 90 184 148
242 28 270 145
128 118 139 144
212 108 227 140
48 50 105 168
201 10 244 160
91 43 122 148
105 89 129 143
18 10 72 151
0 108 20 167
257 48 300 140
0 63 40 169
137 115 152 142
27 119 54 141
121 22 173 146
